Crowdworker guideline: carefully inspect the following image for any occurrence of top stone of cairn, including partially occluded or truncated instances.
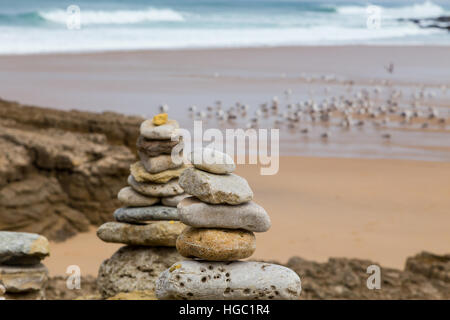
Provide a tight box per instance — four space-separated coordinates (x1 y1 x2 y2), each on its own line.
190 148 235 174
140 117 179 140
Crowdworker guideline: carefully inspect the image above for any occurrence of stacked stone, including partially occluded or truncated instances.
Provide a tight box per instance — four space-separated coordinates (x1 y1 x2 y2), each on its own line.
0 232 50 300
97 114 188 247
156 148 302 300
96 114 188 297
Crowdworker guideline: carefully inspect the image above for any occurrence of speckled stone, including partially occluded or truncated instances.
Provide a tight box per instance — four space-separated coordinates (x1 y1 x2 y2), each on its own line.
114 206 179 223
178 197 271 232
156 260 302 300
117 187 159 207
128 175 184 197
179 167 253 205
97 221 186 247
176 227 255 261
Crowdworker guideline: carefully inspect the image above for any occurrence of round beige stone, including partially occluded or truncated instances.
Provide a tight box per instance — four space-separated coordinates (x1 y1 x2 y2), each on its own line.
176 227 256 261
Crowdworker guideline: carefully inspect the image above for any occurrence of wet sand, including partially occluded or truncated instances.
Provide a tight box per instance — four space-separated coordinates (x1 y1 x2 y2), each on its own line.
46 156 450 276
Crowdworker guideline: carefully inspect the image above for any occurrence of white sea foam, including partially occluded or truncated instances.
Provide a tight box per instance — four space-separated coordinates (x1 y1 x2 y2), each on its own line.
39 7 185 25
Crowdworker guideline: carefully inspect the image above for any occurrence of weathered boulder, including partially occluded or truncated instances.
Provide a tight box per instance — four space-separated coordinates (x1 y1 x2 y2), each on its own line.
97 246 183 298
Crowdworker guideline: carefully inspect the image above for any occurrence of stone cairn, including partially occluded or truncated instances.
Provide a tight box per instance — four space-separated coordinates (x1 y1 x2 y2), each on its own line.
96 114 188 298
156 148 302 300
0 231 50 300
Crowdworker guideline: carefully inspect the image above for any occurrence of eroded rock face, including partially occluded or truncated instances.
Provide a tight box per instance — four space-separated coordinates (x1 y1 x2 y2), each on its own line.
176 227 256 261
97 246 183 298
156 260 301 300
179 168 253 205
0 232 49 265
0 105 137 241
0 264 48 293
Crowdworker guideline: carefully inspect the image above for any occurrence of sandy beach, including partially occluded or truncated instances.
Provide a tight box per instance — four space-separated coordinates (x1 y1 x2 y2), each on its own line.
45 155 450 276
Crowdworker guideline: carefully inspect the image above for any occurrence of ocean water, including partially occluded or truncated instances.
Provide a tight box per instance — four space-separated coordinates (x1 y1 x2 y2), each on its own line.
0 0 449 54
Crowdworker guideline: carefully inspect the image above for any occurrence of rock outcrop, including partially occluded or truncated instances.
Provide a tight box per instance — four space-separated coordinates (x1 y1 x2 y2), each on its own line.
0 99 142 241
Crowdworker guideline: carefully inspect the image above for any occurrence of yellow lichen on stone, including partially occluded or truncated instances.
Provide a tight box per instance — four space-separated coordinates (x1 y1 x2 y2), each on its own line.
152 113 168 126
169 264 181 272
29 236 50 257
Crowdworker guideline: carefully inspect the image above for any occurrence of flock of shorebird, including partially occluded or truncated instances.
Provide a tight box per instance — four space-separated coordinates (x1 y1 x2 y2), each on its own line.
158 80 449 142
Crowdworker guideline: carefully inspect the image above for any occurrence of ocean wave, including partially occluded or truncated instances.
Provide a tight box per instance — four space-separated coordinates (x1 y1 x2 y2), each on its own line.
337 1 446 19
38 7 185 25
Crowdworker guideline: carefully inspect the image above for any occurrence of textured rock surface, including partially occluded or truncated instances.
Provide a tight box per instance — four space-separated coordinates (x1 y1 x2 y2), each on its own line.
130 161 187 184
178 197 271 232
140 119 179 140
0 100 139 241
139 152 182 174
97 221 186 246
162 193 189 207
0 263 48 293
287 251 450 299
97 246 183 298
117 187 159 207
179 168 253 205
156 260 301 300
128 175 184 197
114 206 179 223
0 232 49 265
0 283 5 295
136 135 182 157
190 148 235 174
176 227 256 261
107 290 157 300
45 275 99 300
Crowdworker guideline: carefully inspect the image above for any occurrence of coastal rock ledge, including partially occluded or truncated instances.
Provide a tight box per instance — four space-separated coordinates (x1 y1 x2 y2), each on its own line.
0 99 142 241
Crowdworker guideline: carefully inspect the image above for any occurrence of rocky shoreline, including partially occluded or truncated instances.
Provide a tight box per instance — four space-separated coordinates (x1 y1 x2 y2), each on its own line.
0 98 143 241
43 251 449 300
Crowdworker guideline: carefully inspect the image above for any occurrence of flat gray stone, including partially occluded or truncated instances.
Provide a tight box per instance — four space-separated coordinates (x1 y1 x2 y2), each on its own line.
117 186 159 207
0 232 49 265
128 175 184 197
190 148 235 174
114 206 179 223
140 119 179 140
179 168 253 205
178 197 271 232
156 260 301 300
0 264 48 293
139 151 183 174
161 194 189 207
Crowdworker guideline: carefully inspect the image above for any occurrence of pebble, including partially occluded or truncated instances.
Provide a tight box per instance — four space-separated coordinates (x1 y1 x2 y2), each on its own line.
117 187 159 207
0 232 50 265
190 148 235 174
136 136 182 157
139 152 183 174
130 161 187 184
176 227 255 261
97 221 186 247
128 175 184 197
152 113 168 126
140 119 179 140
114 206 179 223
0 264 48 293
156 260 302 300
178 197 271 232
179 167 253 205
161 193 190 207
